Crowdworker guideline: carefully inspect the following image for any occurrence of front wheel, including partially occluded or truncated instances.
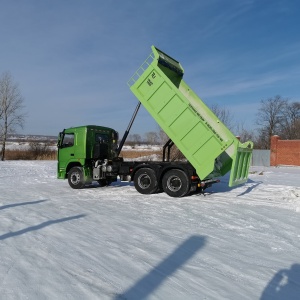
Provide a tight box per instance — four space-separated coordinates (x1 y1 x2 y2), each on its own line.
134 168 158 194
162 169 190 197
68 166 85 189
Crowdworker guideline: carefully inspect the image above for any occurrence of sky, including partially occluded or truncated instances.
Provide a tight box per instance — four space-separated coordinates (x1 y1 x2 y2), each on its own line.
1 0 300 138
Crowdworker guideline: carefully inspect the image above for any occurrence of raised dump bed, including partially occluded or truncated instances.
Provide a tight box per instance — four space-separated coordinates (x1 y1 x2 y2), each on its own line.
128 46 253 187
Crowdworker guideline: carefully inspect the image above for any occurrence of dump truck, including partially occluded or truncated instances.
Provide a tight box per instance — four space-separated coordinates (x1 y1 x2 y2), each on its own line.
57 46 253 197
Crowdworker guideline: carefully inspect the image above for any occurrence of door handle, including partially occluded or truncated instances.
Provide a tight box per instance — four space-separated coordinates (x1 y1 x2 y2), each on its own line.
70 154 74 156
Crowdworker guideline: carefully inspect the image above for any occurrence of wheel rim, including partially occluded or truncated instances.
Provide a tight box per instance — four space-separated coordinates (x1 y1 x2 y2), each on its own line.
70 172 81 185
138 174 151 189
167 175 182 192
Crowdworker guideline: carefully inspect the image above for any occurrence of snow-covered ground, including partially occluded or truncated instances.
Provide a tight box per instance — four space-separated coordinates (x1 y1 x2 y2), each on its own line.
0 161 299 300
122 145 162 152
5 142 32 150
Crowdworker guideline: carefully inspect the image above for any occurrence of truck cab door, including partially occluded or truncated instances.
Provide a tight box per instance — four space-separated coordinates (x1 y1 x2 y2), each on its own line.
93 133 109 160
57 132 76 178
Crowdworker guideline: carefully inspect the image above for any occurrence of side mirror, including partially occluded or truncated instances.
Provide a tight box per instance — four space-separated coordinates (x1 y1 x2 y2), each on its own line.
57 132 63 148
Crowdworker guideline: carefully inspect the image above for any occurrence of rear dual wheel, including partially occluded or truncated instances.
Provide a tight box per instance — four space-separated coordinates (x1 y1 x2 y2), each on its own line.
162 169 190 197
134 168 158 194
134 167 190 197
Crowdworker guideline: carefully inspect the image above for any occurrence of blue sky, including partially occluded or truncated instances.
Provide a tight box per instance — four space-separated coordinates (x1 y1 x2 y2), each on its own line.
1 0 299 137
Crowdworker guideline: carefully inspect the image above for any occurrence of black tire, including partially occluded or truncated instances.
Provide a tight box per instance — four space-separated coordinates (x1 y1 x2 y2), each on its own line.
68 166 85 189
162 169 190 197
134 168 158 194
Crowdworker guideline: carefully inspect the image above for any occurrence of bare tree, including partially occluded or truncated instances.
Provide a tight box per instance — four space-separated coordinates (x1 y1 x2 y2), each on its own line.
145 131 159 145
235 122 255 143
280 101 300 139
0 72 25 160
157 127 186 161
255 95 288 149
131 133 142 145
210 104 235 131
126 133 143 146
158 127 168 145
28 141 51 160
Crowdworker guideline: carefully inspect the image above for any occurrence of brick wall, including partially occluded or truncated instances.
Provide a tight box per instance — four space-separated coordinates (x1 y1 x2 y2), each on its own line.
270 135 300 166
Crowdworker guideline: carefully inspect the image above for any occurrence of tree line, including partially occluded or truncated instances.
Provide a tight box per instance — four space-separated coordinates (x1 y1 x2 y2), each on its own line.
255 96 300 148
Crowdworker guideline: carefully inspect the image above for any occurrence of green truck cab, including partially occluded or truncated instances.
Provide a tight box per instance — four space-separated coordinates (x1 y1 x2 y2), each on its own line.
57 125 119 188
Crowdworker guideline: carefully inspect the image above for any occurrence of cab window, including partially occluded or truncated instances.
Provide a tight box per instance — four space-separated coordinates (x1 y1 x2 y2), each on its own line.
62 133 74 148
95 133 109 144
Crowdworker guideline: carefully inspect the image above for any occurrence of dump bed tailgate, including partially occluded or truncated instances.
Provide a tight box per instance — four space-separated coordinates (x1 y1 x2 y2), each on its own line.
229 141 253 187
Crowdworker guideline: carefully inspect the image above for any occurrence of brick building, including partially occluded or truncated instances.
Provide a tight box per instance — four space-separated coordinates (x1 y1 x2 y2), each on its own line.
270 135 300 166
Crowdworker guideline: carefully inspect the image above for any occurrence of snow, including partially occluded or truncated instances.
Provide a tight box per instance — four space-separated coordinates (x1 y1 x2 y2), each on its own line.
5 142 30 150
122 145 162 152
0 161 299 300
5 142 57 151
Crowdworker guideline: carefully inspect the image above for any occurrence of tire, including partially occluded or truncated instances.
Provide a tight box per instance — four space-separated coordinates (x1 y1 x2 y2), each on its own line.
162 169 190 197
68 166 85 189
134 168 158 194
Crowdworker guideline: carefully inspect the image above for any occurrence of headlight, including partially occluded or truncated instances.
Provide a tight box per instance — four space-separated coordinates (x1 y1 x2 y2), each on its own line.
107 165 113 172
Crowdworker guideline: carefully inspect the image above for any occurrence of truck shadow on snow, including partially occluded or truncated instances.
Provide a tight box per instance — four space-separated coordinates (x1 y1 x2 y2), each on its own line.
0 199 47 210
201 178 262 197
260 263 300 300
236 180 262 196
84 180 134 189
115 235 206 300
0 214 86 241
111 180 134 187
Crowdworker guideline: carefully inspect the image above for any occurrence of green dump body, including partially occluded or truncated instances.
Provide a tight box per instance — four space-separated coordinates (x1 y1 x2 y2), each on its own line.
128 46 253 187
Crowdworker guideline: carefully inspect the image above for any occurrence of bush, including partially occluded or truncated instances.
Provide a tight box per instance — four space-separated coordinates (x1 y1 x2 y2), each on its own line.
2 142 57 160
28 141 54 160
